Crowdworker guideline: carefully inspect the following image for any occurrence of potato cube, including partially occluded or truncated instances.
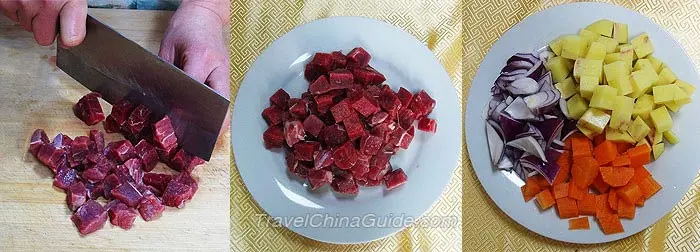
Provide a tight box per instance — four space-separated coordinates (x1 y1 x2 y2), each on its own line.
648 128 663 144
610 95 634 130
653 85 676 104
650 106 673 132
604 53 621 65
579 76 598 100
652 143 665 160
671 85 691 104
577 123 598 139
561 35 583 60
578 108 610 134
604 61 630 84
555 77 578 99
627 116 651 142
657 68 678 86
613 23 629 44
663 130 679 144
665 101 683 113
586 19 614 37
630 69 658 98
596 36 619 53
606 128 635 143
633 59 654 72
547 57 574 83
647 56 665 73
674 80 696 96
573 58 603 83
590 85 618 110
633 94 654 119
567 94 589 120
586 42 607 60
631 33 655 58
579 29 601 46
637 138 651 147
618 44 636 66
611 76 634 96
549 36 566 56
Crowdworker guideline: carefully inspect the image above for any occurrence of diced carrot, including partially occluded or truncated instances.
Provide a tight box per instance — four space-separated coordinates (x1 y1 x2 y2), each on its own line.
600 166 635 187
521 177 541 202
556 197 579 219
568 182 585 201
638 176 662 199
536 189 556 210
594 140 618 165
627 144 651 167
596 193 614 218
553 182 569 199
593 134 606 146
578 193 596 216
553 151 571 185
591 174 610 194
617 142 634 154
533 175 551 189
617 183 642 204
568 217 590 230
612 155 631 167
571 156 599 188
629 166 651 185
608 190 619 211
597 214 624 234
636 197 645 207
572 136 593 158
565 136 573 150
618 199 636 219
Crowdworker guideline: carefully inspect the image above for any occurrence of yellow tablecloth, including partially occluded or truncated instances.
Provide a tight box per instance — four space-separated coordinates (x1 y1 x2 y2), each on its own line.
229 0 462 251
463 0 700 250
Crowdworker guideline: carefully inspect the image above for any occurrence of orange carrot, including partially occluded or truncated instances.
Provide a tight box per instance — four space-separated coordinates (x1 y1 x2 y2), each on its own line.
616 142 634 154
553 182 569 199
533 175 551 189
618 199 636 219
521 177 541 202
536 189 556 210
617 183 643 204
638 176 662 199
568 182 585 201
594 140 618 165
597 214 624 234
593 134 606 146
565 136 573 150
572 136 593 158
608 190 619 211
636 197 645 207
591 174 610 194
627 144 651 167
629 166 651 185
553 151 571 185
600 166 635 187
556 197 579 219
578 193 597 216
568 217 590 230
612 155 631 167
595 193 614 218
571 156 599 188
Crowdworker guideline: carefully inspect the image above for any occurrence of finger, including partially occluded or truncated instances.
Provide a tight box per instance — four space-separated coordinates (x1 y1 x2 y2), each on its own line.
181 50 216 84
205 65 230 136
58 0 87 47
31 8 60 46
157 39 176 64
0 1 20 22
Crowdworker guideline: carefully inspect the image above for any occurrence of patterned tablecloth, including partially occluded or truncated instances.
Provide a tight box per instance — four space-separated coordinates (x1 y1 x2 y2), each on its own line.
463 0 700 251
229 0 462 251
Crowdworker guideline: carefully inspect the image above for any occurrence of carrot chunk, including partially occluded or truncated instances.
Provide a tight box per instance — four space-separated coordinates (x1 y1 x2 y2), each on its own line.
627 144 651 167
568 217 590 230
536 189 556 210
617 183 642 204
556 197 579 219
616 142 634 154
597 214 624 234
578 193 597 216
595 193 614 218
629 166 651 185
612 155 631 167
533 175 551 189
572 136 593 158
568 182 585 201
571 156 599 188
553 151 571 185
591 174 610 194
638 176 662 199
618 199 636 219
553 182 569 199
608 190 619 211
593 134 606 146
594 140 618 165
521 176 542 202
636 197 645 207
600 166 635 187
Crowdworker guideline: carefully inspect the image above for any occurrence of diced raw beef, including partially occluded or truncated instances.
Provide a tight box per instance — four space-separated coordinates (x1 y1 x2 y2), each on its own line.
367 153 391 181
107 140 136 163
89 130 105 153
350 94 380 117
109 99 136 128
168 148 203 173
417 117 437 133
396 87 413 108
384 168 408 190
389 126 414 149
103 174 121 200
111 182 143 207
295 162 310 178
304 64 322 83
398 109 416 129
353 67 386 86
82 167 107 183
356 178 382 187
293 141 320 161
115 158 144 184
174 172 198 198
85 182 104 200
329 69 354 89
371 122 396 143
409 90 436 117
321 124 349 148
152 116 178 153
359 135 383 156
142 173 173 193
368 111 388 127
262 126 285 149
124 104 152 136
343 114 365 141
28 129 49 156
309 75 335 95
312 149 333 170
107 202 137 230
54 166 78 190
73 92 105 125
288 99 308 119
103 116 122 133
309 53 334 74
261 106 288 126
285 152 298 173
134 140 158 172
138 194 165 221
66 181 87 211
346 47 371 68
330 100 354 123
302 115 325 138
37 144 66 173
377 88 401 113
331 173 359 195
162 180 193 208
332 141 357 170
68 136 90 167
365 85 382 98
313 93 335 113
307 169 333 190
269 88 291 109
350 159 370 178
331 51 347 69
71 200 107 235
283 120 305 147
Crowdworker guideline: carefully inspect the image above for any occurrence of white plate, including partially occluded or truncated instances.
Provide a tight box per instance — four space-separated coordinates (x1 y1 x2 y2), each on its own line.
465 2 700 244
232 17 460 244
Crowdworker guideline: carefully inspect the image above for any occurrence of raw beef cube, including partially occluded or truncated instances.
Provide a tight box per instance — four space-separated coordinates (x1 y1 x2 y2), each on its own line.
365 85 382 98
293 141 320 161
37 144 65 174
107 140 136 163
283 120 305 147
138 194 165 221
384 168 408 190
174 172 198 198
350 94 380 117
66 181 87 211
313 93 335 113
409 90 436 116
142 173 173 193
371 122 397 143
103 174 121 199
331 51 347 69
332 141 357 170
309 53 334 74
262 126 285 149
82 167 107 183
350 159 370 178
417 117 437 133
103 116 121 133
398 109 416 129
85 182 104 200
310 75 336 95
307 169 333 190
169 148 203 173
285 152 298 173
331 173 359 195
28 129 49 156
109 99 136 127
356 178 382 187
108 202 137 229
381 143 397 154
261 106 288 126
359 135 383 156
73 92 105 125
162 180 193 208
295 163 310 178
138 184 160 197
304 63 323 83
71 200 107 235
367 153 391 181
116 158 144 184
111 182 143 207
269 88 291 109
88 130 105 153
396 87 413 108
353 67 386 86
389 126 414 149
134 140 158 172
152 116 178 153
343 114 365 141
368 111 388 127
329 69 354 89
312 149 333 170
321 124 349 148
50 133 71 150
187 156 206 173
302 115 325 138
288 99 308 119
377 88 401 113
346 47 371 68
125 104 152 135
330 100 353 123
68 136 90 167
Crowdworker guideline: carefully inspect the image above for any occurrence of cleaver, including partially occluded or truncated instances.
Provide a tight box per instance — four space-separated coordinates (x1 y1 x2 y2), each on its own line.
57 15 229 161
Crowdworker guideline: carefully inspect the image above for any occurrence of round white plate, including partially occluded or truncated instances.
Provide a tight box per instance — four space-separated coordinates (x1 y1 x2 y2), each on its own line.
465 2 700 244
232 17 460 244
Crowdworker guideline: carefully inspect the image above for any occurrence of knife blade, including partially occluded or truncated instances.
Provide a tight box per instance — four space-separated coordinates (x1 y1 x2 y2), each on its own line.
57 15 229 161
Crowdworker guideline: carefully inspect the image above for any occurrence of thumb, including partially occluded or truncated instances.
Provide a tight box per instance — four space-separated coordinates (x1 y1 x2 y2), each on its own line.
58 0 87 47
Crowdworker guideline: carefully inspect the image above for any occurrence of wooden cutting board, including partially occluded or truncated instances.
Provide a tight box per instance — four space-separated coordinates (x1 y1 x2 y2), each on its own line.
0 9 230 251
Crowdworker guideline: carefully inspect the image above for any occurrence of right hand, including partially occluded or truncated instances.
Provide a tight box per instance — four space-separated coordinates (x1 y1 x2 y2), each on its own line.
0 0 88 47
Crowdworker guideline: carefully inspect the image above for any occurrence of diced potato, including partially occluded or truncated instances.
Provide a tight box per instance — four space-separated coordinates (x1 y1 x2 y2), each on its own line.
631 33 654 58
649 129 664 145
578 124 599 139
633 59 654 72
613 23 629 44
578 108 611 134
606 128 635 143
573 58 603 83
665 101 683 113
567 94 589 120
650 106 673 132
630 69 658 98
555 77 578 99
663 130 679 144
604 53 621 65
586 19 614 37
627 116 651 142
547 57 574 83
549 36 566 56
561 35 583 60
610 95 634 130
611 76 634 96
604 61 630 85
596 36 619 53
579 29 601 46
590 85 618 110
647 56 665 73
586 41 607 60
579 76 598 100
657 68 678 86
652 143 665 160
674 80 696 96
653 84 676 104
671 85 691 104
618 44 637 62
637 138 651 147
633 94 654 119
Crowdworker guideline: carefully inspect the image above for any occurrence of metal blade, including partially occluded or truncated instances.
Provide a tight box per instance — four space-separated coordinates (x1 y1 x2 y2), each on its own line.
57 15 229 161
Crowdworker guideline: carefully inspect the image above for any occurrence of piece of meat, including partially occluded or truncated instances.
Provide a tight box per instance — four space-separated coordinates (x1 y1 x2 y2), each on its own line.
328 69 354 89
409 90 436 117
350 93 380 117
302 115 325 138
307 169 333 190
396 87 413 109
113 158 144 184
398 109 417 130
313 93 335 113
174 172 198 199
350 159 370 178
269 88 291 109
262 126 284 149
384 168 408 190
134 140 158 172
107 140 136 163
107 201 137 230
152 116 178 153
288 99 308 120
321 124 349 148
342 113 365 141
283 120 305 147
103 174 121 200
312 149 333 170
261 106 288 126
346 47 371 69
332 141 357 170
389 126 415 149
84 182 104 200
353 67 386 86
417 117 437 133
137 194 165 221
66 181 87 211
109 99 136 128
103 116 122 133
331 173 359 195
111 182 143 208
167 148 205 173
293 141 320 162
71 200 107 235
73 92 105 125
331 51 347 69
68 136 90 167
162 180 193 208
124 104 152 136
359 134 382 156
37 144 66 174
28 129 49 156
53 165 78 190
142 173 173 193
89 130 105 153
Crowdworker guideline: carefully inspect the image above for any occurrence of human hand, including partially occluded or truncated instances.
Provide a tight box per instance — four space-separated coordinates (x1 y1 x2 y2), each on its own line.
0 0 87 47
